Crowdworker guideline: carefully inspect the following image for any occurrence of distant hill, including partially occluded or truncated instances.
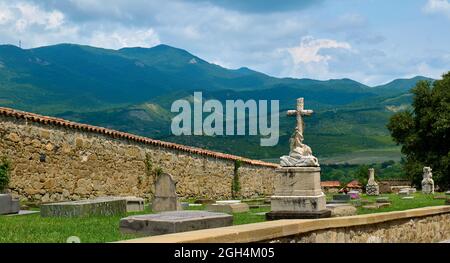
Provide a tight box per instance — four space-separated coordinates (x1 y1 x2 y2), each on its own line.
0 43 436 162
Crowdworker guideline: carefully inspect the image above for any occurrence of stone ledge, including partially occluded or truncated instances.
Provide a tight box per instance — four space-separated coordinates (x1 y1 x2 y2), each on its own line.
117 205 450 243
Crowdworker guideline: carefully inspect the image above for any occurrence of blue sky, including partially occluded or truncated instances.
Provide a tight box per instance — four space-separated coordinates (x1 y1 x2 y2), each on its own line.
0 0 448 85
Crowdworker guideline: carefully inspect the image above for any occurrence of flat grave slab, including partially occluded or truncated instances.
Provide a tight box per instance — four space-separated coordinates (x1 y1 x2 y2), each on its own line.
40 197 127 217
216 200 241 205
332 194 350 202
98 196 145 212
6 210 39 216
376 197 390 203
119 210 233 236
206 203 249 214
194 199 215 205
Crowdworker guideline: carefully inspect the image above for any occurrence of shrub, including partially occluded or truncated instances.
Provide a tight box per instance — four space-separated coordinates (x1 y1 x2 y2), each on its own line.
0 157 11 193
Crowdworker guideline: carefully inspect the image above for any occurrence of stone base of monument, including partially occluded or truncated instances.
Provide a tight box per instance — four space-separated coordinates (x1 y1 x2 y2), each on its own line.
266 210 331 219
40 197 127 217
0 194 20 215
267 167 331 220
119 211 233 236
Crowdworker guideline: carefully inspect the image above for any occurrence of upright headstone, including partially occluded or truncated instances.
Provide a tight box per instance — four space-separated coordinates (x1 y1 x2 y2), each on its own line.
151 173 181 212
421 167 435 194
267 98 330 220
0 194 20 215
365 168 379 196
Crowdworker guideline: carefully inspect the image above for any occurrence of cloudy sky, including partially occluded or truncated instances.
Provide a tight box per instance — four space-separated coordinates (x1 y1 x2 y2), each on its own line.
0 0 449 85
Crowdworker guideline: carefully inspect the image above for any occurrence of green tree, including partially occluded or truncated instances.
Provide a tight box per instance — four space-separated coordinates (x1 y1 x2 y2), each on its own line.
387 72 450 189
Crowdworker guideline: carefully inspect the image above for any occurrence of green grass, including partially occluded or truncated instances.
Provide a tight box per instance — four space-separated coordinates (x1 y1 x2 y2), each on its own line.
0 194 446 243
356 192 447 214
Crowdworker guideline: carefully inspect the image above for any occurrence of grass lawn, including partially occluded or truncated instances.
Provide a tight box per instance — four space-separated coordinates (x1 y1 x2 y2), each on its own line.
0 193 447 243
356 192 447 214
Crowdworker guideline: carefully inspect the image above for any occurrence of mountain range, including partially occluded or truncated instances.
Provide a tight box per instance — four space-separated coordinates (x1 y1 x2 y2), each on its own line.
0 43 435 163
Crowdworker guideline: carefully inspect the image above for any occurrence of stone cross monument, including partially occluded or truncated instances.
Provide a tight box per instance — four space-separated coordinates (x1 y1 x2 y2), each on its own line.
421 167 434 194
267 98 330 220
280 98 319 167
365 168 379 196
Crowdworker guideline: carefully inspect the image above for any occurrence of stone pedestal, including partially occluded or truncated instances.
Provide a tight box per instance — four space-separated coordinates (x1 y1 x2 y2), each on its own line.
266 167 331 220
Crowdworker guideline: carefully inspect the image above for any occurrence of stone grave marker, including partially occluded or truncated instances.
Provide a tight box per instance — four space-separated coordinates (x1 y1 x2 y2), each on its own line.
40 197 127 217
365 168 379 196
348 191 360 199
267 98 330 220
151 173 181 212
123 197 145 212
398 188 410 196
402 196 414 200
119 210 232 236
421 167 435 194
332 194 351 202
92 196 145 212
376 197 390 203
207 201 249 214
194 199 215 205
0 194 20 215
326 203 357 217
445 191 450 196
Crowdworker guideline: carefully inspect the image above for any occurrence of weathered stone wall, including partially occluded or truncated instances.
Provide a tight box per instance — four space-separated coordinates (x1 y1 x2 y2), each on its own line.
270 213 450 243
119 206 450 243
0 112 277 203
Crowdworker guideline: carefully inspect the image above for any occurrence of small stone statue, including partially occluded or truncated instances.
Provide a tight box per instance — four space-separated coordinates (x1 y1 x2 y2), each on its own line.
366 168 379 196
280 98 319 167
421 167 434 194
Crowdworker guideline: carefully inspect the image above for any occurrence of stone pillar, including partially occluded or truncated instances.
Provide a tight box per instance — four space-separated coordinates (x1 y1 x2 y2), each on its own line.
266 167 331 219
365 168 379 196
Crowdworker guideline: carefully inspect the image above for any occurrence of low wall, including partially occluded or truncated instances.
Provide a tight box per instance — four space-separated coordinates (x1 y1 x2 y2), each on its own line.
119 206 450 243
0 107 278 203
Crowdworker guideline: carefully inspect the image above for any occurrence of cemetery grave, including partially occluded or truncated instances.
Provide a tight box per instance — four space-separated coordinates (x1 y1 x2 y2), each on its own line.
0 192 448 243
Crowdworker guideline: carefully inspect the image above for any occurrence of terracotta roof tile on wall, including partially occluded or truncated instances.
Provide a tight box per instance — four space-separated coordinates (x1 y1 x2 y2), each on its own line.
0 107 279 168
321 181 341 187
346 180 362 188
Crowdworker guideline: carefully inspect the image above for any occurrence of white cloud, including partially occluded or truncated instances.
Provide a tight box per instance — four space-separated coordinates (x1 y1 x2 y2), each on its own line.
423 0 450 18
287 36 351 64
88 28 160 49
14 2 65 31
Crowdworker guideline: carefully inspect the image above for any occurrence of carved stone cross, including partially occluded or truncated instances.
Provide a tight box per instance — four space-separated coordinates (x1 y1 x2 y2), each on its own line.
287 98 313 143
